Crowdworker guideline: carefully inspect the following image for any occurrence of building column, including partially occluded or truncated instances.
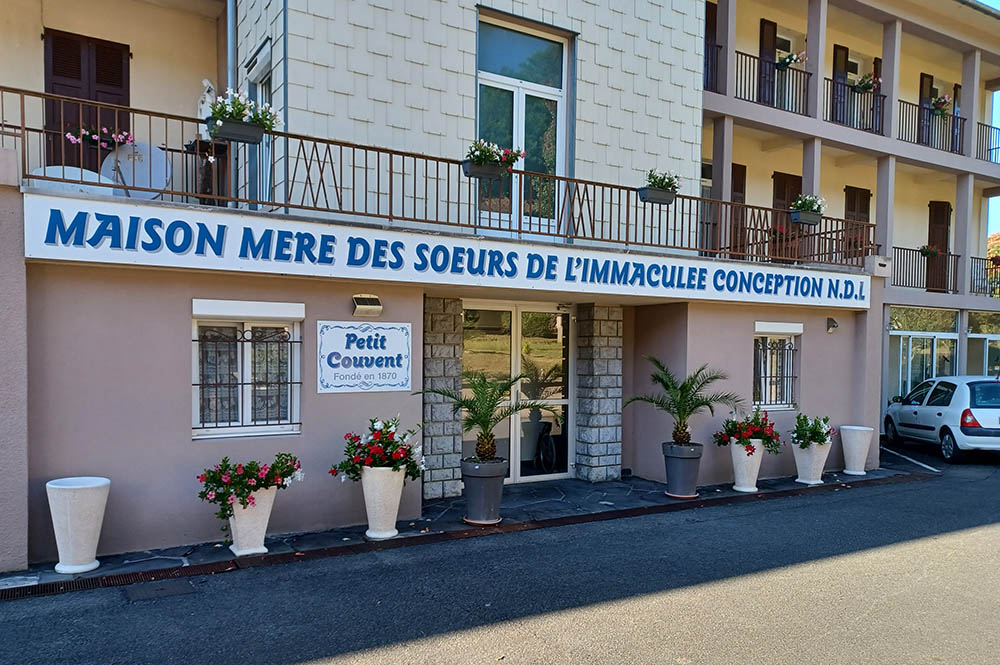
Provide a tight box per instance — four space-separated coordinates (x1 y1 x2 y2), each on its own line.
0 149 28 572
802 138 822 196
959 310 970 377
806 0 828 119
717 0 737 98
421 297 464 499
575 304 622 482
961 49 981 157
853 282 885 470
876 155 896 254
711 115 734 201
954 173 975 296
881 19 902 141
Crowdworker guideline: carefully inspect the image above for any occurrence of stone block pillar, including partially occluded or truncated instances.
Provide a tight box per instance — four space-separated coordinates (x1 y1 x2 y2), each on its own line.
421 297 464 499
575 304 623 482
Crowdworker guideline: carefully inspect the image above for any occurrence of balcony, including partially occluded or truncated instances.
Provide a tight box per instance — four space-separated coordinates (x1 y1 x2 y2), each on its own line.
891 246 960 293
976 123 1000 163
897 100 965 155
822 79 885 135
970 256 1000 297
734 51 810 116
0 86 875 270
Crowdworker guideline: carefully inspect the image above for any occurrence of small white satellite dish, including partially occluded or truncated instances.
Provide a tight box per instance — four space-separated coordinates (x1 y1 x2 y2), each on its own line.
100 142 172 199
30 166 117 197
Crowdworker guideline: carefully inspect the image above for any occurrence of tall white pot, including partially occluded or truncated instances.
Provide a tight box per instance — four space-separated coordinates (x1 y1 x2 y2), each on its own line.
731 439 763 492
46 477 110 574
228 486 277 557
840 426 874 475
791 440 832 485
361 466 405 540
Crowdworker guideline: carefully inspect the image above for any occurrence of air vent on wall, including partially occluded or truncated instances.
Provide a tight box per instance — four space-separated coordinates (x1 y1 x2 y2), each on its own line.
353 294 383 317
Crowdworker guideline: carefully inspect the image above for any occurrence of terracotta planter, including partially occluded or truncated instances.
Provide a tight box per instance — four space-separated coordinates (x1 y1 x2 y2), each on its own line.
46 477 110 574
360 466 405 540
791 440 833 485
731 439 763 492
228 487 277 556
637 187 676 205
840 426 875 475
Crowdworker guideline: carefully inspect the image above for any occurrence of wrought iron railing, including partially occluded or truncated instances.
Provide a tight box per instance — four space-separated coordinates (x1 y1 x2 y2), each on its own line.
0 85 876 268
704 43 723 94
753 337 797 408
734 51 810 116
897 100 965 154
823 78 884 135
976 122 1000 163
891 246 960 293
970 256 1000 297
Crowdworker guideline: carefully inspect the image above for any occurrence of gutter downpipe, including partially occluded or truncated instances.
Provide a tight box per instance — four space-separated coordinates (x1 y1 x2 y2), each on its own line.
227 0 237 208
284 0 289 213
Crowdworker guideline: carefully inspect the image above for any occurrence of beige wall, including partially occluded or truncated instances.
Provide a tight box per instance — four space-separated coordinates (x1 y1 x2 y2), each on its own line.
624 300 881 487
26 263 424 562
0 0 219 117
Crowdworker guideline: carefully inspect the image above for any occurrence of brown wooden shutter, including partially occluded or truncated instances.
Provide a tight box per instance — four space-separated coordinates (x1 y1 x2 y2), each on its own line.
771 172 802 210
844 186 871 223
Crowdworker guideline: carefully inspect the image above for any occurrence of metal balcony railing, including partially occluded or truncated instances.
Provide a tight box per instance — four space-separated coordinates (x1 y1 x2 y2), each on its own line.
892 246 960 293
822 78 885 135
897 100 965 155
734 51 810 116
704 43 723 94
0 85 876 269
970 256 1000 297
976 122 1000 164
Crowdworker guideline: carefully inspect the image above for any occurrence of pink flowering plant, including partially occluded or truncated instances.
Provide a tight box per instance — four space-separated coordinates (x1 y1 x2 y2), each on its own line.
930 94 952 116
64 125 134 150
713 408 782 456
329 416 423 482
466 139 525 173
197 452 301 527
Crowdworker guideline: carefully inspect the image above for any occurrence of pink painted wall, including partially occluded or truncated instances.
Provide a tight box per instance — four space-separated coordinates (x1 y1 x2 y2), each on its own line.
26 263 424 562
625 300 883 486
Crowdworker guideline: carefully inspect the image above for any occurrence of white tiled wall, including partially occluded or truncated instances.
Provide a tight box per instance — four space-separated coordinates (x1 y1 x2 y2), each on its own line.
237 0 704 194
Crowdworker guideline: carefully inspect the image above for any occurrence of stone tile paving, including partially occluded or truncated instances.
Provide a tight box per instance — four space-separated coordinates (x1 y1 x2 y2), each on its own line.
0 464 914 589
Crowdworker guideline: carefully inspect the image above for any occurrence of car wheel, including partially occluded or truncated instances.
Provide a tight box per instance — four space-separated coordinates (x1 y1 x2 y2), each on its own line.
940 431 964 463
885 418 900 445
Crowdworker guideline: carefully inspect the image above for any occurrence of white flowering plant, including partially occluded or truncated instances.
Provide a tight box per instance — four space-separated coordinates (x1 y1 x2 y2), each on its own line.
776 51 805 69
466 139 524 172
645 169 680 192
791 194 825 213
329 416 423 482
208 88 282 132
197 452 302 527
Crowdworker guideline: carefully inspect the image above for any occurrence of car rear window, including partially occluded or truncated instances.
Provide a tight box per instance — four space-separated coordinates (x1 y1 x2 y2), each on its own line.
969 382 1000 408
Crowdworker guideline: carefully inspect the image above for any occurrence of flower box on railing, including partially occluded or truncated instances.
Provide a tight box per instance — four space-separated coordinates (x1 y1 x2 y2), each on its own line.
208 118 265 144
637 186 676 205
789 210 820 226
460 159 508 180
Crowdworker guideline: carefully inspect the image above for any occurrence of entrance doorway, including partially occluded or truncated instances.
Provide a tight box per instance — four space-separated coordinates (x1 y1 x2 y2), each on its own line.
461 301 573 482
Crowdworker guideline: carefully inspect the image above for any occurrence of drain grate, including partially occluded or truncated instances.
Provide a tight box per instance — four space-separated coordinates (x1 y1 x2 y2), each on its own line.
124 579 195 602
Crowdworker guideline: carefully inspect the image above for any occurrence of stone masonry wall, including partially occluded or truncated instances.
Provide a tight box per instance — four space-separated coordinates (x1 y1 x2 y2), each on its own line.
575 304 623 482
422 297 464 499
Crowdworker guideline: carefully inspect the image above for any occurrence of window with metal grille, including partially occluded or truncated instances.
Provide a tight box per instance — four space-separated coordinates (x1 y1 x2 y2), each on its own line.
753 335 797 407
192 322 301 437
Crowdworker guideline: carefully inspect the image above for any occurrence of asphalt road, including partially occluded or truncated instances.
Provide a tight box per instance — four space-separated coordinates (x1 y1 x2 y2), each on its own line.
3 444 1000 665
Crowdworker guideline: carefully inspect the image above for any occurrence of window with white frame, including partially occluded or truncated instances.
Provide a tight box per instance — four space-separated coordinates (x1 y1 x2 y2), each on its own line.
752 322 800 408
192 300 303 438
476 17 567 225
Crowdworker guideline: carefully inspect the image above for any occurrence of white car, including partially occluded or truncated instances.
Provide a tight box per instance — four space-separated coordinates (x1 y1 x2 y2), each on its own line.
885 375 1000 463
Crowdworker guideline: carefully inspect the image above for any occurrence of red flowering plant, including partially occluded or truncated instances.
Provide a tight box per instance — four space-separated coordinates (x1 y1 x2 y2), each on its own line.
329 416 423 482
713 408 782 456
197 452 301 528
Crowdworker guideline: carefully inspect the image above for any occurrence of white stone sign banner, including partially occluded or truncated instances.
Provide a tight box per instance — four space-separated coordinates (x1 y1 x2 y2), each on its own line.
24 193 872 309
317 321 412 393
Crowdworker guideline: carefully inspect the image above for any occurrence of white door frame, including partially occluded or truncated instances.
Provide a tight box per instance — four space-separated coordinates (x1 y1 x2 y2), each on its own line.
462 298 576 483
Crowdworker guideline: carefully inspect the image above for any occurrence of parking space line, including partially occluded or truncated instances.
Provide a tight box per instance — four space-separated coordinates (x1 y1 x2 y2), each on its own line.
881 446 942 473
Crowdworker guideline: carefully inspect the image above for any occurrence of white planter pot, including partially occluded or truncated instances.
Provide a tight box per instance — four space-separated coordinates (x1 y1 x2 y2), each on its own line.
361 466 405 540
791 440 832 485
840 426 875 476
46 477 110 574
731 439 763 492
228 486 277 557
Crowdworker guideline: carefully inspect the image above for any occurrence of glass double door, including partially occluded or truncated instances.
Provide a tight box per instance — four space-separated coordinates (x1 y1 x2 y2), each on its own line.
887 333 957 398
462 303 572 482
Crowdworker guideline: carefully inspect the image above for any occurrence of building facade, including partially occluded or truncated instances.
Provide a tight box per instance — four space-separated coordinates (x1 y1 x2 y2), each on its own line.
0 0 994 572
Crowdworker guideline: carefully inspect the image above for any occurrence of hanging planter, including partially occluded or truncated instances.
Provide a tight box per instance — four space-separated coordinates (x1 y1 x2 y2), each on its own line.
208 118 266 144
197 452 302 557
789 194 825 226
462 140 523 180
461 160 508 180
790 414 836 485
206 88 281 145
330 417 422 540
637 187 676 205
637 169 679 205
715 408 783 493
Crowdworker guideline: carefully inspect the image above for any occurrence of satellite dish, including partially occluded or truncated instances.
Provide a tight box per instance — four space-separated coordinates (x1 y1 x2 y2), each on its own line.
100 142 171 199
30 166 117 197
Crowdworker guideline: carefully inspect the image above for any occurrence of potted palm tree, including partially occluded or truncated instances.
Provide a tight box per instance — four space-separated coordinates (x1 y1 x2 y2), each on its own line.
419 371 561 524
625 358 743 499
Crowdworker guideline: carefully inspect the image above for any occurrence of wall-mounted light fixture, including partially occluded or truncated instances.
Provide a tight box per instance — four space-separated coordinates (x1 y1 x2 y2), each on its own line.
353 294 383 317
826 317 839 334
